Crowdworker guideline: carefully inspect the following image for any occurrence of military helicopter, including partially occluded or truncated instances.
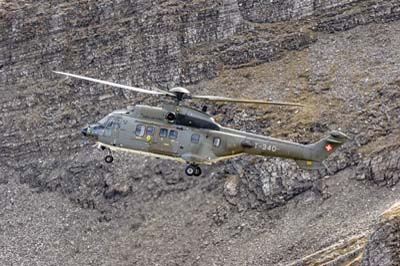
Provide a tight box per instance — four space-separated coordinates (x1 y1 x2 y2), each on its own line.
54 71 349 176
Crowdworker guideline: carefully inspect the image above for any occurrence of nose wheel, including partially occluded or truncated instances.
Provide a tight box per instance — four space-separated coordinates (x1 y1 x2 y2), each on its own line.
103 147 114 164
185 164 202 176
105 155 114 164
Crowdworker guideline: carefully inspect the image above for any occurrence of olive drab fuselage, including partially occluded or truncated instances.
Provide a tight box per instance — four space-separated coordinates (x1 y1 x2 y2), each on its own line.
84 104 349 171
54 71 349 176
92 104 242 164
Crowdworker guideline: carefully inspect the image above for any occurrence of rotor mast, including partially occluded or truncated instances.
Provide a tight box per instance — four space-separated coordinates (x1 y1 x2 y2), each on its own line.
169 87 190 105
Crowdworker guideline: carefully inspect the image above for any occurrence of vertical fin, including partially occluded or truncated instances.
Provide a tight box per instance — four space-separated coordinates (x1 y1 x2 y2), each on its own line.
308 131 349 161
296 131 349 169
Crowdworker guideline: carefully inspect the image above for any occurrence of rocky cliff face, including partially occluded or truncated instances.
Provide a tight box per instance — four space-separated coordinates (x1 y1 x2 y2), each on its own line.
1 0 400 265
361 203 400 266
288 202 400 266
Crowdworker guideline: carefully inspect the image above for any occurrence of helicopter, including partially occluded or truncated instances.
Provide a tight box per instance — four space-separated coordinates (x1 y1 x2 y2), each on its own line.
54 71 349 176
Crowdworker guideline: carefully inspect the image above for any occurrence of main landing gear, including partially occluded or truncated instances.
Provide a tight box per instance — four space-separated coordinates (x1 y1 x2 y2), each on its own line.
185 164 202 176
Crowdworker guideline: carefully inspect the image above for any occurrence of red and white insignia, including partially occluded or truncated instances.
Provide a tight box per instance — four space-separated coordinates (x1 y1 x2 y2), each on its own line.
325 144 333 152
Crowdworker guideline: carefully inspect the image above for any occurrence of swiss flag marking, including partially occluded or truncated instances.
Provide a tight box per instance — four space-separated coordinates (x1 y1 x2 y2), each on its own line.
325 144 333 152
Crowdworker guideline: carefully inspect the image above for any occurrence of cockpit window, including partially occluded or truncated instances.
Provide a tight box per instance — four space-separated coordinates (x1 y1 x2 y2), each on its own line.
104 116 120 129
106 120 114 129
92 124 105 135
113 118 121 128
103 118 114 137
98 115 111 126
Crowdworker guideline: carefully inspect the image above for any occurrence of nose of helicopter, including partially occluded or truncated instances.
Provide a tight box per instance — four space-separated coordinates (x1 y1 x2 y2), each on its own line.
81 127 88 136
81 124 101 140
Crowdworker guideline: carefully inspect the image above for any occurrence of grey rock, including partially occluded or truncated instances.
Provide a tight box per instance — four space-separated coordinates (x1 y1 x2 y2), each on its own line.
357 145 400 187
361 210 400 266
1 0 400 265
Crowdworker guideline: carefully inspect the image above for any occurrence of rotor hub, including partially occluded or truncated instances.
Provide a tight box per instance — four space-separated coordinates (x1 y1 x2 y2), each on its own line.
169 87 190 95
169 87 191 105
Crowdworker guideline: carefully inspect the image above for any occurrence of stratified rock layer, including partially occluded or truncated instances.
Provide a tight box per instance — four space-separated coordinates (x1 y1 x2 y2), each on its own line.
1 0 400 265
287 202 400 266
361 203 400 266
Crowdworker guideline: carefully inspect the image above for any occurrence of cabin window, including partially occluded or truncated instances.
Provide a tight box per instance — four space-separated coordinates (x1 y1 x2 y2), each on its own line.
191 134 200 144
146 126 154 136
213 137 221 147
169 130 178 140
135 124 145 137
159 128 168 138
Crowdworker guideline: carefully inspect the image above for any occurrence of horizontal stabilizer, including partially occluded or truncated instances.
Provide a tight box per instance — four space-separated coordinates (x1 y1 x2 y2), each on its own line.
296 160 324 170
325 131 349 144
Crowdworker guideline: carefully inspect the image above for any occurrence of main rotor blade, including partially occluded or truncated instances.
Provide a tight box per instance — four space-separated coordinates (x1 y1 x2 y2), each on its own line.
191 95 303 106
53 71 174 96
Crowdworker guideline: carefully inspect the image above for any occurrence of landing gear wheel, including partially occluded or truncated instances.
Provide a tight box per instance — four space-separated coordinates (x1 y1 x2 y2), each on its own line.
194 166 202 176
185 165 195 176
105 155 114 164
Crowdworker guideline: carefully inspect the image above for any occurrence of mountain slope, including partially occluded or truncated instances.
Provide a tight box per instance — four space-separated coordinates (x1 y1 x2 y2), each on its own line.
1 1 400 265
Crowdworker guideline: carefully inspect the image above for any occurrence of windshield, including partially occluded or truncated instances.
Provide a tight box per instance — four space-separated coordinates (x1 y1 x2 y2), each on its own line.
98 115 111 126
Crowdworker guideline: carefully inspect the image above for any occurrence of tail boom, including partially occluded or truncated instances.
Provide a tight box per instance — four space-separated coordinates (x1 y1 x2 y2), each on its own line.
238 131 349 170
